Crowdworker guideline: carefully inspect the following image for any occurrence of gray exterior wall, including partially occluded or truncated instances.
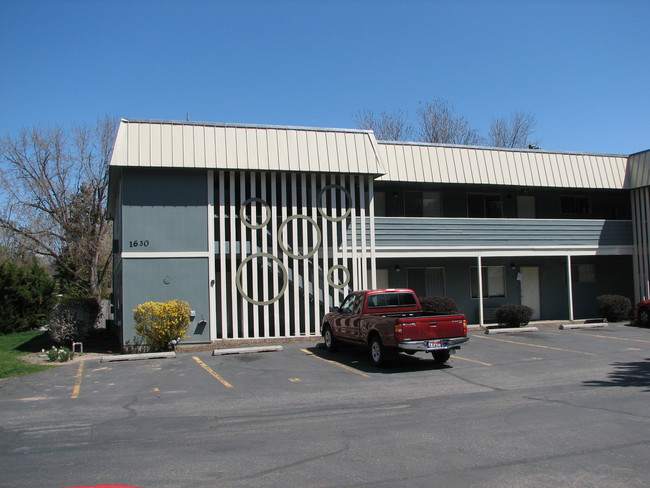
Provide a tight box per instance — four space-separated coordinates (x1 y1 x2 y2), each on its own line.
114 168 211 345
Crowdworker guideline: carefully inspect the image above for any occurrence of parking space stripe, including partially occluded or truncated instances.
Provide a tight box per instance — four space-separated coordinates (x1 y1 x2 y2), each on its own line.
192 356 233 388
70 361 84 399
301 349 371 377
454 355 493 366
588 334 650 344
472 334 598 355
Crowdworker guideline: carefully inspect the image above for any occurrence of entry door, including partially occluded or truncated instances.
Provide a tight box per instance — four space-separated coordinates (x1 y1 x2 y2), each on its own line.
520 266 541 320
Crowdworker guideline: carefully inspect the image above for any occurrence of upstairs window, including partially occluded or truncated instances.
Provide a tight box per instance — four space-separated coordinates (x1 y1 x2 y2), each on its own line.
560 196 590 216
404 191 442 217
468 193 503 218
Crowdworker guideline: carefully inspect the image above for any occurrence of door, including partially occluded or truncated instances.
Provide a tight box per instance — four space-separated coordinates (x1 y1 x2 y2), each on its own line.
517 195 536 218
520 266 541 320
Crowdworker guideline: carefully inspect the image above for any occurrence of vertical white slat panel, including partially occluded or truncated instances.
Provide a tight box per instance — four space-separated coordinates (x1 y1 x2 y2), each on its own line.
567 255 574 321
340 174 351 296
401 145 413 182
368 178 377 289
225 127 238 169
126 123 139 166
306 131 319 172
280 172 290 336
171 125 184 167
218 171 228 339
301 173 310 336
477 256 484 326
261 172 270 338
290 173 299 336
228 171 238 338
420 146 433 182
358 176 368 288
286 130 299 172
335 133 349 174
316 132 330 173
467 149 481 183
214 127 227 167
247 130 258 172
321 173 331 315
250 173 259 338
350 175 359 287
310 174 320 335
240 172 249 338
325 132 340 173
207 170 217 341
330 173 341 298
445 148 459 183
270 172 280 336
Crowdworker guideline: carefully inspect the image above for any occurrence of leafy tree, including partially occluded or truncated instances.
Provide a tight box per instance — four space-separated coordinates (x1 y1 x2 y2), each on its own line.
0 259 56 334
0 116 117 305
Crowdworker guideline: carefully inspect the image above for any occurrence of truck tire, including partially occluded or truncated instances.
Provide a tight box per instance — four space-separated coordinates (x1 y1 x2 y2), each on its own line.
638 308 650 327
432 350 451 363
370 335 388 366
323 325 338 351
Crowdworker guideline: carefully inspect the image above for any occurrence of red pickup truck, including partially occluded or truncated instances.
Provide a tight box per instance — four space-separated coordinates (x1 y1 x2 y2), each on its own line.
321 289 468 366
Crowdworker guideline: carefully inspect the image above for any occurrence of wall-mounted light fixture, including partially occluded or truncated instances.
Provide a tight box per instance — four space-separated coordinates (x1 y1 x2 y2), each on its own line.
395 264 401 272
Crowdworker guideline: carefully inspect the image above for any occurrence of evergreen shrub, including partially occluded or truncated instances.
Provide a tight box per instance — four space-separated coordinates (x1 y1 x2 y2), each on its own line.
0 260 56 335
419 296 459 314
495 304 534 328
597 295 631 322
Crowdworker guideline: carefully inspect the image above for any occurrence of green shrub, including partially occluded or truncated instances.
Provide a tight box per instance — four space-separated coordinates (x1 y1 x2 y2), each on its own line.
597 295 631 322
419 296 459 314
0 259 56 335
495 304 534 328
133 300 191 351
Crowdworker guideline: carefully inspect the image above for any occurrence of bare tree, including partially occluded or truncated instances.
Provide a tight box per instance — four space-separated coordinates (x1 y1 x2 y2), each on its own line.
417 98 483 145
0 115 118 304
488 111 537 148
353 109 414 141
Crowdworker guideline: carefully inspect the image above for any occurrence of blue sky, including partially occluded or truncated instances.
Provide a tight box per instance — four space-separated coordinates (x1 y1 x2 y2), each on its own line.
1 0 648 155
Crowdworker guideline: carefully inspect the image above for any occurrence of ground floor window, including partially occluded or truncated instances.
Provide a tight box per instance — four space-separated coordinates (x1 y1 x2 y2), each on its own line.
407 267 446 297
470 266 506 298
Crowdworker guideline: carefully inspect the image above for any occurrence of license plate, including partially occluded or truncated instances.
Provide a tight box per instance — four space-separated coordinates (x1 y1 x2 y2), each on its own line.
427 340 443 349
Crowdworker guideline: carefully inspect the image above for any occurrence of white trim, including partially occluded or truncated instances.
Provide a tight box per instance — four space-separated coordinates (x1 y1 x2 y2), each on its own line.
374 247 634 258
207 171 217 342
121 251 210 259
567 255 574 321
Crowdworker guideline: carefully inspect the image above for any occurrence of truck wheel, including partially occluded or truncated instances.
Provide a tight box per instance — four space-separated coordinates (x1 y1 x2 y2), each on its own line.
432 350 451 363
323 325 338 351
638 308 650 327
370 336 387 366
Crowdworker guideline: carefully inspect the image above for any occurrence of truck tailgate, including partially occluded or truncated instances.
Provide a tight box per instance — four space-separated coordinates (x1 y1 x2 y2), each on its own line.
399 315 466 340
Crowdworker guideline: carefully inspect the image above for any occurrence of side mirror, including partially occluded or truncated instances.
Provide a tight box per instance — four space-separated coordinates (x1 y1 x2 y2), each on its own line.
332 306 341 313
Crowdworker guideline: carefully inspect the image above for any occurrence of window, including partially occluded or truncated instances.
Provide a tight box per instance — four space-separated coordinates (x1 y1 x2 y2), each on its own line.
467 193 502 218
560 196 590 216
407 267 446 297
367 292 418 309
470 266 506 298
404 191 442 217
564 264 596 283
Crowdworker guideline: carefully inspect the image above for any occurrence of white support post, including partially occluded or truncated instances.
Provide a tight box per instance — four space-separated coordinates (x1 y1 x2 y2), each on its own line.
566 255 574 321
477 255 484 327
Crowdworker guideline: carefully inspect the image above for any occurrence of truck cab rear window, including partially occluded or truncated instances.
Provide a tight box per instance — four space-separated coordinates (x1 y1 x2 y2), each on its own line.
367 293 417 308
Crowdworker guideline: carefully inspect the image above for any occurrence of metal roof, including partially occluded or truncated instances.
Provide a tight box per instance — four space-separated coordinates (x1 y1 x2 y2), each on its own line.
376 141 630 189
109 119 386 175
627 150 650 189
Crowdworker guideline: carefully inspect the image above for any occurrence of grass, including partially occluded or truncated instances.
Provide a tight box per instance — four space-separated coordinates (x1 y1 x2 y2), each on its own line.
0 330 55 378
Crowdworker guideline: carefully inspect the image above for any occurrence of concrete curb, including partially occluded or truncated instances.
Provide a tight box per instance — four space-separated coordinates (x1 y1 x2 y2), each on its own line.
213 345 284 356
559 323 608 330
484 326 539 334
100 351 176 362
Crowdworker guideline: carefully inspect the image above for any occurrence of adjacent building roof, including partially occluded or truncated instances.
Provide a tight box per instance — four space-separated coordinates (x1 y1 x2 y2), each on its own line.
377 141 630 189
110 118 386 176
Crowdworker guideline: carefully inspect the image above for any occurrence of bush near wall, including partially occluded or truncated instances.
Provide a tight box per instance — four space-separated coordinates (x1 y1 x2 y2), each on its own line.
133 300 191 351
419 296 459 314
495 304 534 328
0 260 56 335
597 295 631 322
48 298 102 343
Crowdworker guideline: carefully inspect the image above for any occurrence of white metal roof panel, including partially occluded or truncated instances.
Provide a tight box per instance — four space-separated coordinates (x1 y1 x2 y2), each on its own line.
377 141 629 189
627 150 650 188
110 119 385 175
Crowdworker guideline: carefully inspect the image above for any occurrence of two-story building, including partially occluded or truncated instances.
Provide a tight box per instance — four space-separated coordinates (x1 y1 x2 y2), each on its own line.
108 118 650 347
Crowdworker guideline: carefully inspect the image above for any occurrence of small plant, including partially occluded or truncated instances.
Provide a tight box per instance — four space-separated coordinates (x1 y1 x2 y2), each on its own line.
47 346 74 362
597 295 631 322
419 296 459 314
133 300 191 351
495 304 534 328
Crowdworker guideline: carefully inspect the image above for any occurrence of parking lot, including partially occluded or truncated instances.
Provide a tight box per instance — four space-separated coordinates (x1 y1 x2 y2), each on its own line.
2 323 650 487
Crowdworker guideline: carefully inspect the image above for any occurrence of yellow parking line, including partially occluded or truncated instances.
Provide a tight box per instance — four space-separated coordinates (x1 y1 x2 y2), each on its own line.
70 361 84 399
454 355 493 367
193 356 233 388
301 349 371 377
472 334 598 356
589 334 650 344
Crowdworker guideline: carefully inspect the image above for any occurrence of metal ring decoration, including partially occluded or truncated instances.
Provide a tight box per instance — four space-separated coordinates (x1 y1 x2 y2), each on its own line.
236 252 288 306
317 184 352 222
327 264 351 289
277 214 322 260
240 197 272 229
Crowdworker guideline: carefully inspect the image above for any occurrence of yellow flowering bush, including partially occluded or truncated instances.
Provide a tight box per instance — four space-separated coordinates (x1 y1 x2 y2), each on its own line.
133 300 191 351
